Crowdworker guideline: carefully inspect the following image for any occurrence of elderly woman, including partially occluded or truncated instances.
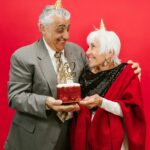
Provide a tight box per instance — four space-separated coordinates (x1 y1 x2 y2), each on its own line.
71 21 146 150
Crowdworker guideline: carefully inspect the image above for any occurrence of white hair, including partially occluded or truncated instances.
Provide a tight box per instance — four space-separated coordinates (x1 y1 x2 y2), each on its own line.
38 5 71 27
87 30 121 64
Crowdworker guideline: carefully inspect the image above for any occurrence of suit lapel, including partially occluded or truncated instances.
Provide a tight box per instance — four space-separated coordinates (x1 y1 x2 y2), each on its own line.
36 39 57 98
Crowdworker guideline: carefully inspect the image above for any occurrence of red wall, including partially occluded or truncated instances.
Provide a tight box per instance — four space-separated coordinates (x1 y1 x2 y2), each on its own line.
0 0 150 149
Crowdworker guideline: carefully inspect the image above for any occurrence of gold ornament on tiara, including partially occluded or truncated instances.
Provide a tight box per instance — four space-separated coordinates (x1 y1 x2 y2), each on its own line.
55 0 63 9
100 19 106 30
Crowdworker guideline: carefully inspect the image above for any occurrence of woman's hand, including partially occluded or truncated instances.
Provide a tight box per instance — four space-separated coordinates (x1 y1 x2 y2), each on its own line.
79 94 103 109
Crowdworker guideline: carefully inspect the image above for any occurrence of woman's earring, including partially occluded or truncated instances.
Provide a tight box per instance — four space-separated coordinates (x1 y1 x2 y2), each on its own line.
103 58 109 66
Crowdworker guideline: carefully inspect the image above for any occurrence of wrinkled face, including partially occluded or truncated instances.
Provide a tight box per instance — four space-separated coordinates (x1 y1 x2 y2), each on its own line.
41 15 70 52
86 39 106 68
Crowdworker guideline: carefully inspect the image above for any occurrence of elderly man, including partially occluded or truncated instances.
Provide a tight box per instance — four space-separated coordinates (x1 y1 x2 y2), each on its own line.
5 1 141 150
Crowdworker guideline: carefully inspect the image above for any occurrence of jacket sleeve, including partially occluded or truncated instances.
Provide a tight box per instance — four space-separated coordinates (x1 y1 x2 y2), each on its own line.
8 53 48 119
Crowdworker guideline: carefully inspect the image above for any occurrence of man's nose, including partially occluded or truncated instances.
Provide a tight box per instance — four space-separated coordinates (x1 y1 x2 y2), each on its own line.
63 30 69 40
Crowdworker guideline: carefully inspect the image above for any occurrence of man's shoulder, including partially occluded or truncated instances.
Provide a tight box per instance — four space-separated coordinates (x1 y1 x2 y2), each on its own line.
12 41 38 57
11 40 40 63
13 40 38 56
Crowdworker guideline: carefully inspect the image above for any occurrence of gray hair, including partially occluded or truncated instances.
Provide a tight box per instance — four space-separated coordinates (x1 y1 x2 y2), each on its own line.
87 30 121 64
38 5 71 27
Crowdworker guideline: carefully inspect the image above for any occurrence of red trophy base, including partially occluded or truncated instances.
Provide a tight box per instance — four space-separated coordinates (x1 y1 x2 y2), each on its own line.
57 83 81 103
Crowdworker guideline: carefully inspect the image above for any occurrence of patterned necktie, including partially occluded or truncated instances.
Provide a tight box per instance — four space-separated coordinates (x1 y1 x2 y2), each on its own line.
54 52 69 122
54 52 64 83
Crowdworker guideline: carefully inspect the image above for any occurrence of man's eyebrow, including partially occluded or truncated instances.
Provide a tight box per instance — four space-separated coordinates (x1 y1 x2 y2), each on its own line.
57 25 66 28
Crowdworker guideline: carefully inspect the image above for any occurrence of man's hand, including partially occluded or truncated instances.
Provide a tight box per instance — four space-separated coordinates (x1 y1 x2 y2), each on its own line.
79 94 103 109
46 97 80 112
127 60 141 79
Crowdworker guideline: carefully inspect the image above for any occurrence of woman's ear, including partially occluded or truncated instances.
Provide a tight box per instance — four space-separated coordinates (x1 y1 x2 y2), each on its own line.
109 49 115 55
106 49 114 59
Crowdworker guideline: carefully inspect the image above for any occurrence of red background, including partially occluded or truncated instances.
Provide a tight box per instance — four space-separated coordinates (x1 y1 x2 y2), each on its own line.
0 0 150 149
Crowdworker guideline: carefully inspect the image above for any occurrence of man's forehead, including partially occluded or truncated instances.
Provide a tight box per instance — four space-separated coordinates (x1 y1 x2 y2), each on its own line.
52 16 70 26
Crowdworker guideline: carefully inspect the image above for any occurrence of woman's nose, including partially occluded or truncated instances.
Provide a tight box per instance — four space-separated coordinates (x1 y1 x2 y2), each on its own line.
86 47 91 55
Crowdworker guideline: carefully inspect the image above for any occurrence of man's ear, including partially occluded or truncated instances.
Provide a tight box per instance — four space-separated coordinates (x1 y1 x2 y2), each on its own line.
39 24 46 35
